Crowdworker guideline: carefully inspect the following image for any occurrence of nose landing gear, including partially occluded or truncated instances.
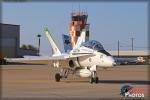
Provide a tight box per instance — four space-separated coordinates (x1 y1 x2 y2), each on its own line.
90 71 99 84
89 65 99 84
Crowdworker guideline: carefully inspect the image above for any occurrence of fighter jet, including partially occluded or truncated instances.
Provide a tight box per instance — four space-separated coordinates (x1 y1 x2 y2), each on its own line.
44 28 116 83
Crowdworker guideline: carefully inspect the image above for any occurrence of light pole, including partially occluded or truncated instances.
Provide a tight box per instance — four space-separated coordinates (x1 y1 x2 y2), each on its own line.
131 37 134 51
118 40 120 57
37 34 41 56
130 32 134 51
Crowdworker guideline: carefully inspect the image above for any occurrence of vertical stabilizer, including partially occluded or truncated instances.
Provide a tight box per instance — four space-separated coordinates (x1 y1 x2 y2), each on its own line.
44 27 61 56
62 34 72 52
73 29 86 49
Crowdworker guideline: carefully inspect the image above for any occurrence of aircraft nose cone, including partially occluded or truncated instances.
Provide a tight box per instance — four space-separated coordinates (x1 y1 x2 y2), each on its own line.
108 56 116 67
111 58 116 66
113 61 117 66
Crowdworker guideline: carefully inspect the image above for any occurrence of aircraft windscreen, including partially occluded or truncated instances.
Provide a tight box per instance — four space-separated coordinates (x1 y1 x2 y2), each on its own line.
82 40 111 56
82 40 104 50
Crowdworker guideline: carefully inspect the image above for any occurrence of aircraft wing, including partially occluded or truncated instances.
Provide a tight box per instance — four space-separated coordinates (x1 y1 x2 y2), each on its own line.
4 53 94 64
48 53 95 60
4 56 51 64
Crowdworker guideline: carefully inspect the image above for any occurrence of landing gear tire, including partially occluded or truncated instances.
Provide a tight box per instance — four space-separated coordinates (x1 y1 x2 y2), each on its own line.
90 77 94 84
55 73 61 82
95 77 99 84
90 77 99 84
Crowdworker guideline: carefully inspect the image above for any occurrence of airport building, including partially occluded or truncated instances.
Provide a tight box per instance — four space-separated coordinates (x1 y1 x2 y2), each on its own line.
0 23 20 59
109 50 150 63
0 23 38 63
70 12 90 48
63 12 90 52
109 50 150 57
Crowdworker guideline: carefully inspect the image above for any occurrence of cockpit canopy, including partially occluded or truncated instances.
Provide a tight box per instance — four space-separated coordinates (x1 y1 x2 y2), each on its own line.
81 40 104 51
81 40 111 56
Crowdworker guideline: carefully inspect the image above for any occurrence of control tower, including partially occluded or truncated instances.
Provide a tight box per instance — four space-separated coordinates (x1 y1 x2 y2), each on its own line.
70 12 90 48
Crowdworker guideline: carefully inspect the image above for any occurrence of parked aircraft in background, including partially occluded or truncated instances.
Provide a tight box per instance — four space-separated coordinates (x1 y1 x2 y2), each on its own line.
114 57 146 65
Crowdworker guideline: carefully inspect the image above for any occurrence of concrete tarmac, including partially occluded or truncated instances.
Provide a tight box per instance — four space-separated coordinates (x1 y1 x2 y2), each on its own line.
1 64 150 99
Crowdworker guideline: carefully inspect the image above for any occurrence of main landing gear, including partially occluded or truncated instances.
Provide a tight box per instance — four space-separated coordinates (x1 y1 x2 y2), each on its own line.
55 68 71 82
55 73 61 82
90 71 99 84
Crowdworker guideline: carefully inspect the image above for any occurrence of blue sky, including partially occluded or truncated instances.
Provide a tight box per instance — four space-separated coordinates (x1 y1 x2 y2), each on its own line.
2 2 148 56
